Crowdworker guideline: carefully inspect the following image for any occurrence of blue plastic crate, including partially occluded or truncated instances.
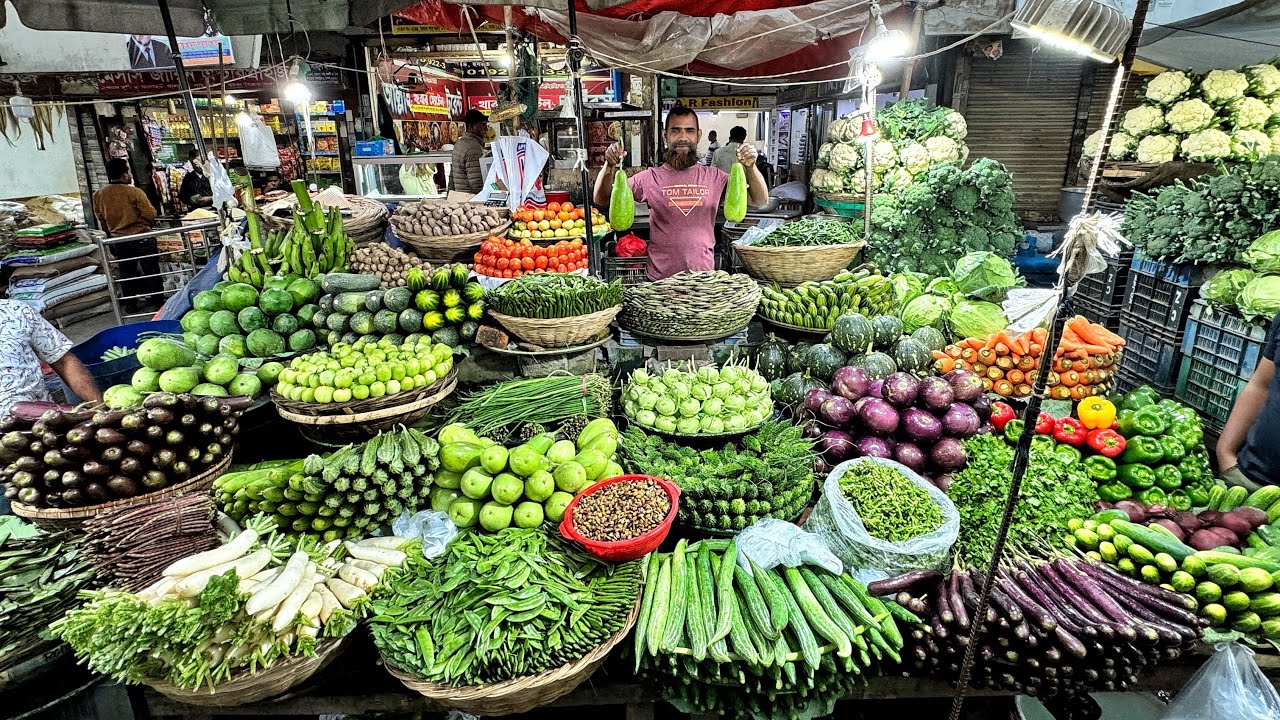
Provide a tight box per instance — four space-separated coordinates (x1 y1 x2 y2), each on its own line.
1076 252 1132 307
1175 355 1246 435
1123 268 1199 340
1117 313 1181 389
1129 251 1210 286
1180 300 1270 381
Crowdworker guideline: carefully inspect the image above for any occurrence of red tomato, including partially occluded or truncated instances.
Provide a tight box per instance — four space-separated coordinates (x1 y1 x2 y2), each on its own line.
535 256 548 269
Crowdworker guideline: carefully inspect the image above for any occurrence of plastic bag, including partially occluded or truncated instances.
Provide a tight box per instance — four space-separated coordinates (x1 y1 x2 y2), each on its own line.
803 456 959 582
204 151 237 212
735 518 843 575
392 510 458 559
239 114 281 171
1164 643 1280 720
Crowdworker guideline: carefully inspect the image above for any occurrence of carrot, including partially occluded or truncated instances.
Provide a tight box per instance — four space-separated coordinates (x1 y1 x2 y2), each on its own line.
1068 316 1114 349
1069 359 1088 373
1046 371 1061 386
1017 355 1037 371
1054 357 1074 372
960 347 976 362
1078 343 1113 356
1087 321 1125 347
932 350 950 361
972 363 988 375
1011 333 1030 356
995 380 1014 397
977 348 996 364
994 342 1010 356
1031 327 1048 344
1051 386 1072 400
995 356 1015 370
981 377 994 392
1059 370 1081 387
1025 371 1038 384
946 346 962 359
1029 342 1044 356
1070 385 1090 401
1007 369 1025 384
986 366 1004 380
1015 384 1032 397
936 357 956 374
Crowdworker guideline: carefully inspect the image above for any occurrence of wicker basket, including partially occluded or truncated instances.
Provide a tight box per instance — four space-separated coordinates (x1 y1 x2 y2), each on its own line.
147 637 347 706
396 222 511 264
273 371 456 435
9 452 233 530
735 242 864 284
262 191 388 245
487 306 621 349
383 596 640 716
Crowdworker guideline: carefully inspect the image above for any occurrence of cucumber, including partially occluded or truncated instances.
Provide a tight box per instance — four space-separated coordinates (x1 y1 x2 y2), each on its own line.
1245 485 1280 511
322 273 381 294
1197 550 1280 573
1111 519 1195 562
1208 485 1227 511
1091 509 1129 524
1221 486 1249 512
1207 563 1241 588
1250 592 1280 617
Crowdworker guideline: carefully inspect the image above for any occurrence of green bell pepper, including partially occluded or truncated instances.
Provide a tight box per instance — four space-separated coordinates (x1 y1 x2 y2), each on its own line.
1169 490 1193 512
1085 455 1118 483
1170 413 1204 452
1117 406 1168 437
1121 387 1159 411
1117 463 1157 489
1178 452 1206 485
1138 486 1169 506
1031 434 1057 455
1119 435 1164 464
1003 419 1025 445
1155 464 1184 492
1055 444 1083 466
1157 399 1182 414
1186 484 1211 508
1160 435 1187 463
1098 482 1133 502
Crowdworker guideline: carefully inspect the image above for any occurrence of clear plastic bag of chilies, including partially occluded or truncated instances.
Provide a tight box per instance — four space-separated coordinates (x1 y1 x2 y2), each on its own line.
1163 643 1280 720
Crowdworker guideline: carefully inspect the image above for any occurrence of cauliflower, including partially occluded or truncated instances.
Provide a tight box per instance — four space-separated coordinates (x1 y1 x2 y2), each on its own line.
844 171 871 195
1120 105 1166 137
1082 129 1104 158
1230 129 1272 161
810 168 844 193
1201 69 1249 105
1145 70 1193 105
959 143 970 165
897 143 930 175
1135 134 1179 164
1107 131 1138 160
871 140 898 171
1228 96 1272 129
1165 98 1216 133
942 110 968 140
1270 95 1280 118
1270 127 1280 155
1180 128 1232 161
816 142 834 168
1245 63 1280 98
924 135 961 164
881 167 914 191
827 117 855 143
828 143 861 174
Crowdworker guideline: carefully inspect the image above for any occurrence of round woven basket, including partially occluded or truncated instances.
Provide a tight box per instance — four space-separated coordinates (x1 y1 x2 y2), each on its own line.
261 192 388 245
272 371 457 435
9 452 233 531
147 637 348 706
396 221 511 264
382 595 640 716
487 306 620 349
620 272 760 340
735 242 864 284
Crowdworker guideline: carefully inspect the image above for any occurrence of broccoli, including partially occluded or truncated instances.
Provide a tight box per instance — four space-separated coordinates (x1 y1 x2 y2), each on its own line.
949 184 979 215
901 182 938 213
1205 173 1246 204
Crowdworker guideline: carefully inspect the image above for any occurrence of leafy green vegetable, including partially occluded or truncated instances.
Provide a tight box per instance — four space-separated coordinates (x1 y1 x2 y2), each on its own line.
0 525 96 662
946 299 1008 339
900 293 952 333
947 434 1098 561
951 251 1024 302
1239 275 1280 322
1243 230 1280 274
1200 268 1256 310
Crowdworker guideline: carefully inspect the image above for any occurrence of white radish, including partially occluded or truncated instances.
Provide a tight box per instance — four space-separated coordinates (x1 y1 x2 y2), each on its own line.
271 562 318 633
299 591 323 623
177 548 273 597
345 542 406 566
163 529 258 577
249 566 281 583
315 585 340 623
357 536 409 550
299 625 319 639
338 563 380 591
346 559 389 578
137 576 177 601
238 578 260 594
246 551 308 616
327 577 366 608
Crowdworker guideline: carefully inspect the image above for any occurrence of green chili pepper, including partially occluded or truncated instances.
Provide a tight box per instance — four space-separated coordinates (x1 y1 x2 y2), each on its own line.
1154 464 1184 492
1084 455 1117 483
1116 463 1157 489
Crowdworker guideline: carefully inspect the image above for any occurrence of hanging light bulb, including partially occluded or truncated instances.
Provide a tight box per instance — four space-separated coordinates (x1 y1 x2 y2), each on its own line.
235 111 254 128
1011 0 1129 63
282 59 313 106
865 1 910 63
222 94 238 106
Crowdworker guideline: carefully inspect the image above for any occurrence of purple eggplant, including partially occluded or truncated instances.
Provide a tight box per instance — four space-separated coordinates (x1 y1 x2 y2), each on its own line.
820 395 857 428
894 441 927 473
831 366 870 401
929 437 968 471
917 376 955 411
881 372 919 408
970 394 992 419
857 397 900 436
946 369 984 403
818 430 856 462
943 403 982 437
805 387 834 415
856 435 895 459
902 407 944 444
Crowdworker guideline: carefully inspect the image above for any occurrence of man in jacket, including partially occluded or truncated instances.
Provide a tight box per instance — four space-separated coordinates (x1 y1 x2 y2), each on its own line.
178 151 213 209
1218 313 1280 489
449 110 489 195
92 159 163 311
127 35 175 69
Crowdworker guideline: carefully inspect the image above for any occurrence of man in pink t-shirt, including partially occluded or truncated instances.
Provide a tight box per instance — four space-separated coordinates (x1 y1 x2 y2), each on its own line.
593 106 769 280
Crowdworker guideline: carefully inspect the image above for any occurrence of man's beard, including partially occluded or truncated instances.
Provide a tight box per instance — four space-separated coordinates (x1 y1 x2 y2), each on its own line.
664 142 698 170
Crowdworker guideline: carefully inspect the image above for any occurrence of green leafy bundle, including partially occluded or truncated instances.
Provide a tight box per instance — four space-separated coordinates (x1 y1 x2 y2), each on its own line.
618 422 815 531
1122 155 1280 264
368 528 641 686
0 520 95 663
865 158 1022 276
485 273 622 319
754 216 862 247
946 434 1098 561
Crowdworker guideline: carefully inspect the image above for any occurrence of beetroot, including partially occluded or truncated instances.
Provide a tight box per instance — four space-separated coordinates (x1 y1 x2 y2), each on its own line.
805 387 834 415
832 366 870 402
1152 519 1186 542
1228 507 1269 530
1113 500 1148 523
1173 511 1201 536
1214 512 1253 539
1198 510 1223 527
882 372 920 408
917 376 955 411
1190 527 1239 551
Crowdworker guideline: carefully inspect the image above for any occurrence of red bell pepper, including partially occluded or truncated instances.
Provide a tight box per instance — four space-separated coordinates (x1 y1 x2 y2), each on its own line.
1085 427 1126 458
1053 416 1087 447
1034 411 1056 435
989 401 1016 431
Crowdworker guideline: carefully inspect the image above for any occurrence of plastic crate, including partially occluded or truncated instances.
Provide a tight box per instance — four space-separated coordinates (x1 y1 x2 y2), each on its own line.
1175 355 1246 435
1117 313 1181 389
1180 300 1270 381
1076 252 1132 307
1122 252 1209 338
1072 294 1122 333
1113 366 1173 399
602 256 648 287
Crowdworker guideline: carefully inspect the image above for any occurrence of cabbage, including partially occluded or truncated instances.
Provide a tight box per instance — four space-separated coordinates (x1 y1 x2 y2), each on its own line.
926 277 959 296
1200 268 1256 309
1243 230 1280 275
951 251 1024 301
901 294 953 333
1239 275 1280 322
947 300 1008 340
890 271 927 310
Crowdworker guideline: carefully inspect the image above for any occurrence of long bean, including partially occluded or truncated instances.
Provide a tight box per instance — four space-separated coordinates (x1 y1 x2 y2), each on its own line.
448 374 613 435
487 273 622 319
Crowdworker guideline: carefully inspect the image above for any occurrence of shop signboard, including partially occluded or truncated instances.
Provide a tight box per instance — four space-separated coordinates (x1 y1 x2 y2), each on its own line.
464 76 613 112
390 15 502 35
678 96 776 111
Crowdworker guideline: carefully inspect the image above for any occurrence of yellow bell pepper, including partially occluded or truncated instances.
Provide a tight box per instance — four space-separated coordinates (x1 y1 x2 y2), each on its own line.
1078 397 1117 430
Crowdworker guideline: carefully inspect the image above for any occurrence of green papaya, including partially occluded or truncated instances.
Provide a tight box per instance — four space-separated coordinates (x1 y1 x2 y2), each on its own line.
725 162 748 222
608 169 634 231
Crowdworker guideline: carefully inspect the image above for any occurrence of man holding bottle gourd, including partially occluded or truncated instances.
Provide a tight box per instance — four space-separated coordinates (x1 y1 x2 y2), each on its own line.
594 106 768 280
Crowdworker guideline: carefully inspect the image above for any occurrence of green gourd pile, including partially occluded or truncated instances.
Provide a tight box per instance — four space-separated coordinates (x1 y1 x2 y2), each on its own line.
758 267 897 331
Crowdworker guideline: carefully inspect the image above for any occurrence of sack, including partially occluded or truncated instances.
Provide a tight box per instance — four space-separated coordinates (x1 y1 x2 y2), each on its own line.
1163 643 1280 720
803 456 958 582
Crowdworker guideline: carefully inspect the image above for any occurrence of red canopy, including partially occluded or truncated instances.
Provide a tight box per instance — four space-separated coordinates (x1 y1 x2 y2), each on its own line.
395 1 904 82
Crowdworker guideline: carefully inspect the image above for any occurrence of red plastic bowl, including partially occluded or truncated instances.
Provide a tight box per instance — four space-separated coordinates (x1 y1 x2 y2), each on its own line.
560 474 680 562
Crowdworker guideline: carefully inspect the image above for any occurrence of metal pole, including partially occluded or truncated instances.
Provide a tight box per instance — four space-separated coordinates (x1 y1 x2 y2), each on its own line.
1081 0 1152 212
565 0 599 277
156 0 209 163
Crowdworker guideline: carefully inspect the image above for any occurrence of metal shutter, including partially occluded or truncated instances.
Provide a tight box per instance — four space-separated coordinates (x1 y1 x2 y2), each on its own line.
963 40 1088 218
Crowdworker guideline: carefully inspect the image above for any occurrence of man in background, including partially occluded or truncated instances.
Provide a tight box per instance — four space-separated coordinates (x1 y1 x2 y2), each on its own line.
712 125 747 173
1218 313 1280 490
703 130 720 165
127 35 174 70
449 109 489 195
178 151 213 209
92 159 163 312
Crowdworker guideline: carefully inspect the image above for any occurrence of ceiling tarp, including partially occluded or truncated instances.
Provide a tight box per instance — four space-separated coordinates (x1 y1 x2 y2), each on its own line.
4 0 421 35
1133 0 1280 72
397 0 905 81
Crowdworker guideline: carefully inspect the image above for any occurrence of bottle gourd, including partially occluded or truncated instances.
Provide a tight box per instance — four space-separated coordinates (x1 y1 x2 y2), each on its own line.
609 169 635 231
725 162 748 223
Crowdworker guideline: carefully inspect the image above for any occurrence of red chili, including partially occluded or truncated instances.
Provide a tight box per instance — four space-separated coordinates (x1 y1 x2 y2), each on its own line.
1053 416 1087 447
989 401 1016 431
1086 428 1127 458
1034 411 1056 435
